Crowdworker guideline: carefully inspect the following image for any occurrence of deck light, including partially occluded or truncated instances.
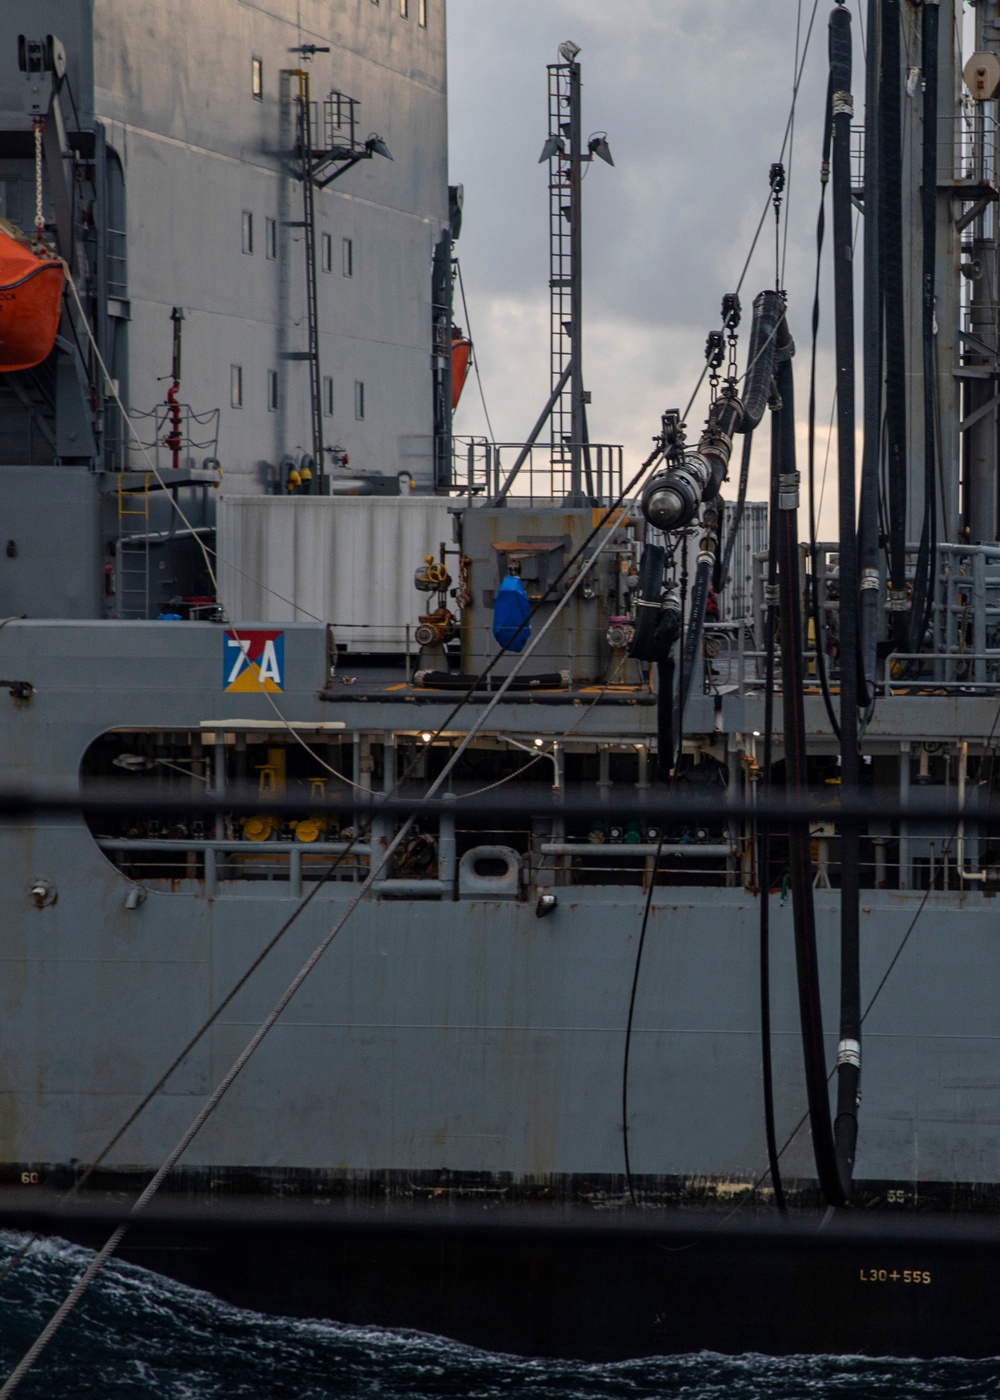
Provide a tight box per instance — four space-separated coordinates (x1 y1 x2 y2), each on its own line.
538 135 564 163
588 134 614 166
366 135 393 160
558 40 581 62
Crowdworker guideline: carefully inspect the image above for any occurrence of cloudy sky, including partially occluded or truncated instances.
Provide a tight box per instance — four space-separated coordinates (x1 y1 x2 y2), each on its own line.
447 0 844 529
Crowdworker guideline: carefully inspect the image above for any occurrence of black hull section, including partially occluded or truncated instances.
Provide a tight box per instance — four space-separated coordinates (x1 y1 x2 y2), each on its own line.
6 1194 1000 1361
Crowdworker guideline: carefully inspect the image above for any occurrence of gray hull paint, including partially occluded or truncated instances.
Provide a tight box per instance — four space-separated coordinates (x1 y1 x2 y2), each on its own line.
0 618 994 1198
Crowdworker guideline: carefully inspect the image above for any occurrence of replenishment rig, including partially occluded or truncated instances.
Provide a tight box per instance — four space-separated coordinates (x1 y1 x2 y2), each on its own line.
4 0 1000 1371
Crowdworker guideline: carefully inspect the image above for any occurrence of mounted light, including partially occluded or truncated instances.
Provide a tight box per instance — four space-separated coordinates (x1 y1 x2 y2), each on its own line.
366 134 393 160
588 134 614 166
421 731 433 743
538 135 565 163
534 737 544 748
558 40 581 62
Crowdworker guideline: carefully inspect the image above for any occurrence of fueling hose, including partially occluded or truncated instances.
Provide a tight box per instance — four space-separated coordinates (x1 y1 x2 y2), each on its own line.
774 321 846 1208
858 0 881 702
909 0 939 655
628 544 681 778
640 291 783 535
830 0 861 1197
759 382 786 1214
717 431 753 594
880 0 909 648
808 67 844 737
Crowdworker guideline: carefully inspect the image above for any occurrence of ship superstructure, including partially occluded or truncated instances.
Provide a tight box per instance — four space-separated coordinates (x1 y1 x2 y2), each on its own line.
4 0 1000 1373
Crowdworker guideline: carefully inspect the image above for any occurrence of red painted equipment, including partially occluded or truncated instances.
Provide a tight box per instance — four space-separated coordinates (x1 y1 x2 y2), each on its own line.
0 223 63 373
450 326 472 411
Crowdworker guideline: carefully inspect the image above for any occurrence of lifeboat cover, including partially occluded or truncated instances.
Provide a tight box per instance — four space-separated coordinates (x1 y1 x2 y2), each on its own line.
0 222 64 373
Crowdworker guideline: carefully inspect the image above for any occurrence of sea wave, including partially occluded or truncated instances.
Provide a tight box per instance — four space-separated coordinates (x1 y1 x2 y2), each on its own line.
0 1232 997 1398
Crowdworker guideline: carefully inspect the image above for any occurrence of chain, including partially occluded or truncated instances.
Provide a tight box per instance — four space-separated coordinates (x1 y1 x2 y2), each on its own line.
705 329 725 404
769 161 785 292
32 117 44 246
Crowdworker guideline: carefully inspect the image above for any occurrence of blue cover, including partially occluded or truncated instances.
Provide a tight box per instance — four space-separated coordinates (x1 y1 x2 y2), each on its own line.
492 574 531 652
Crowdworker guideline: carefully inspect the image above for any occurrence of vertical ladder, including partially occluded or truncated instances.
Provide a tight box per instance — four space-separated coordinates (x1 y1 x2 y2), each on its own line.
117 474 150 619
547 62 572 488
297 72 325 479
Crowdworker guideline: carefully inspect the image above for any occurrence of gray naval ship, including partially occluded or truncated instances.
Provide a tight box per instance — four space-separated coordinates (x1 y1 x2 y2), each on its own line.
5 0 1000 1370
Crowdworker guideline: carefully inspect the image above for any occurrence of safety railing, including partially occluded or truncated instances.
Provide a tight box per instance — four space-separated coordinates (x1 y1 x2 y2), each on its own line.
449 437 624 506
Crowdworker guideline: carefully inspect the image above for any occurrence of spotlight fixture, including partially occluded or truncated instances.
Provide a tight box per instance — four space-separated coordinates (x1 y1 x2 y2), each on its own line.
366 134 393 160
558 40 581 63
421 731 433 743
538 135 565 163
587 134 614 166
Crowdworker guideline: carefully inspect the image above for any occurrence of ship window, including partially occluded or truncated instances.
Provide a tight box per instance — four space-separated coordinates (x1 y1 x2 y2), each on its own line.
265 217 277 260
323 376 334 417
354 380 365 420
418 0 426 25
242 210 253 255
267 369 279 412
231 364 243 409
400 0 408 15
251 55 263 101
0 178 22 228
321 231 333 273
342 238 353 277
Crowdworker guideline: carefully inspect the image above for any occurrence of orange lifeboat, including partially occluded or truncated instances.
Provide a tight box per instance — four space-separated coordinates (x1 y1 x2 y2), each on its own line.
451 325 472 411
0 221 64 373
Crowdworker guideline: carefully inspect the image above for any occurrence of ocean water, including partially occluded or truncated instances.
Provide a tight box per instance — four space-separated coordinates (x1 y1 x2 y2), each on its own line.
0 1233 998 1398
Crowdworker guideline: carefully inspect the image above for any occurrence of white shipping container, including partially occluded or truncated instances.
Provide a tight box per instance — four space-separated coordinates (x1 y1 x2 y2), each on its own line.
216 495 456 652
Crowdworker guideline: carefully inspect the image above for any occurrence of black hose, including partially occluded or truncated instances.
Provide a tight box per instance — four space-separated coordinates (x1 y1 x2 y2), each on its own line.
743 291 785 429
628 544 680 780
909 0 939 654
880 0 908 650
718 431 753 594
774 331 845 1209
759 385 786 1215
679 556 712 725
858 0 882 702
830 0 861 1198
807 68 842 740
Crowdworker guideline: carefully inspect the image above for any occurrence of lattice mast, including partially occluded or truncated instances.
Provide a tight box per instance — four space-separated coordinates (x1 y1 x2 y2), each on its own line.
542 44 612 504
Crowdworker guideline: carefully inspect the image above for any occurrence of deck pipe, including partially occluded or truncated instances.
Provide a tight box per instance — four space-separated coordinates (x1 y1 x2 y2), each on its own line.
830 0 861 1198
909 0 939 653
880 0 909 647
858 0 882 702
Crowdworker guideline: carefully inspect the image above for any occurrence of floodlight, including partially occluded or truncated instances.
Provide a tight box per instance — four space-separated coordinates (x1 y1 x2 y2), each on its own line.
588 135 614 166
366 134 393 160
538 135 564 163
558 40 581 62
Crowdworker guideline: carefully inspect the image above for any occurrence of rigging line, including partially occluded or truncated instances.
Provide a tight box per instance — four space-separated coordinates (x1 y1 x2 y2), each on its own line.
63 273 369 795
0 651 631 1305
734 0 821 300
1 478 647 1395
780 0 804 289
455 258 496 445
622 828 666 1208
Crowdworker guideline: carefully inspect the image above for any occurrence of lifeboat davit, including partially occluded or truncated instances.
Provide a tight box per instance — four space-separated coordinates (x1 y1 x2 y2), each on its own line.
451 325 472 411
0 221 64 373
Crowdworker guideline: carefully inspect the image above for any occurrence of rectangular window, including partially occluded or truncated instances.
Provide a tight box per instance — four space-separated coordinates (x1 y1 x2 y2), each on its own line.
323 376 334 417
265 217 277 260
267 369 279 413
231 365 243 409
342 237 353 277
418 0 426 25
241 210 253 254
321 231 333 273
400 0 408 16
354 380 365 420
251 55 263 100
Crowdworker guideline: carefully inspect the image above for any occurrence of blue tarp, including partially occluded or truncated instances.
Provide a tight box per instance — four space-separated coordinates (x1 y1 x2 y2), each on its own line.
492 574 531 652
